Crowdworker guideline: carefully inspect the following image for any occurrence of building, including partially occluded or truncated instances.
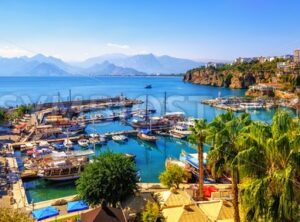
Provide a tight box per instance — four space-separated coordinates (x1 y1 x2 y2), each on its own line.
277 62 288 69
206 62 225 69
294 49 300 63
247 83 276 97
234 57 256 64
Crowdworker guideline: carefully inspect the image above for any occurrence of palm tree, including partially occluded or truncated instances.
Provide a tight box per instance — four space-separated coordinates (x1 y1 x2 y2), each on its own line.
237 110 300 221
188 119 207 201
206 111 251 222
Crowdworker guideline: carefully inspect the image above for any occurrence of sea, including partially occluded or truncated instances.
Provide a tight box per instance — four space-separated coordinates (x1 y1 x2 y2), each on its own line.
0 76 280 202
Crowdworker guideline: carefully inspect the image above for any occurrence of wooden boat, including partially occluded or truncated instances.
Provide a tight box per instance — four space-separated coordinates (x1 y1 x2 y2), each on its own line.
37 155 89 181
137 129 157 142
21 169 38 179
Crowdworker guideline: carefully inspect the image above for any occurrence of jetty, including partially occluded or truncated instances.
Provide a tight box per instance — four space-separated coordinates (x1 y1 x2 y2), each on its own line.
34 96 142 111
202 97 275 112
9 130 138 149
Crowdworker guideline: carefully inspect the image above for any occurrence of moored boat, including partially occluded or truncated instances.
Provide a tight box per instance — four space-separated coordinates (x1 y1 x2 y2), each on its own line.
169 121 192 139
137 129 157 142
37 155 90 181
78 139 89 147
112 135 128 142
63 139 73 149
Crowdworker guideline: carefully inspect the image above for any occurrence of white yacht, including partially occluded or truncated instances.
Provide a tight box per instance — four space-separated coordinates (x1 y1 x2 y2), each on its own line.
78 139 89 147
112 135 128 142
169 121 193 139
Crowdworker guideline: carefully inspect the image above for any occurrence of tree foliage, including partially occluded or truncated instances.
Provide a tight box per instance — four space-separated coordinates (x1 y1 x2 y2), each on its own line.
237 110 300 222
188 119 207 200
0 208 34 222
142 201 160 222
159 164 185 189
76 152 138 207
206 111 251 222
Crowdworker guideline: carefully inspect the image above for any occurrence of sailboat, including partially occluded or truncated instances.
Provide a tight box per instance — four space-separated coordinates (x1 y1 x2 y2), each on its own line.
137 95 158 142
63 129 73 150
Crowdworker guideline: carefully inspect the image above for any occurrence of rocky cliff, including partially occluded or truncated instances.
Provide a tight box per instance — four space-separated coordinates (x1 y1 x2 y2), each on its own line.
183 67 274 89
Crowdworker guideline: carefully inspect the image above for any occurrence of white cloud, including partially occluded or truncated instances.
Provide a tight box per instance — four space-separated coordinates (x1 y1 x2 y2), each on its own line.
0 46 33 58
106 42 130 49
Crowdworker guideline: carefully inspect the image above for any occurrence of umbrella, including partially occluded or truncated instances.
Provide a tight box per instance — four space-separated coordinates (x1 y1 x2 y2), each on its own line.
67 200 89 213
32 206 59 221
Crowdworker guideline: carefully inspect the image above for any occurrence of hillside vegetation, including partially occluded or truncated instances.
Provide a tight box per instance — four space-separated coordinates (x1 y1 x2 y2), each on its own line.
184 58 300 91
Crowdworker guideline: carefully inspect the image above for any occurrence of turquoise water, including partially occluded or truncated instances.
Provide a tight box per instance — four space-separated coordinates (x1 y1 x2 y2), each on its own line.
0 76 279 202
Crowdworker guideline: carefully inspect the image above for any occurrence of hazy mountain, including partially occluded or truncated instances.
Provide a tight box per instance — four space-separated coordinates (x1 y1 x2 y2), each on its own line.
0 57 38 75
19 62 71 76
24 54 80 73
76 53 204 74
73 54 128 68
0 53 204 76
84 61 146 76
157 55 203 73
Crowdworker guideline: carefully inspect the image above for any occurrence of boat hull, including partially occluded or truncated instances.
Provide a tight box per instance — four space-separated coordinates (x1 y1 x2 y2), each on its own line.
39 174 80 181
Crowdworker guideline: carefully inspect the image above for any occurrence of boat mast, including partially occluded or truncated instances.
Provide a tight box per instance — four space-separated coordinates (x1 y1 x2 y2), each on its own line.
93 119 96 152
164 92 167 115
145 94 148 122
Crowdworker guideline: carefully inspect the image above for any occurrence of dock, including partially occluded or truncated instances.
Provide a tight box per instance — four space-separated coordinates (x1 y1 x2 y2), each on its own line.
34 96 143 111
10 130 138 149
5 155 28 209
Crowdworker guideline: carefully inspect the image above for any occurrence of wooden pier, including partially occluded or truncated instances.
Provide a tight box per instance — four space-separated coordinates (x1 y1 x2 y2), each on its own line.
34 96 143 111
10 130 138 149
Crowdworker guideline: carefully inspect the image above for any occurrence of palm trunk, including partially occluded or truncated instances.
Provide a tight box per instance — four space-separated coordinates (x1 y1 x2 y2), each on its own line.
232 168 240 222
197 143 204 201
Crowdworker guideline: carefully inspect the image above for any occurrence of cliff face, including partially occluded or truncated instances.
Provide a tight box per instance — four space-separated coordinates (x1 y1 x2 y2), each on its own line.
183 68 273 89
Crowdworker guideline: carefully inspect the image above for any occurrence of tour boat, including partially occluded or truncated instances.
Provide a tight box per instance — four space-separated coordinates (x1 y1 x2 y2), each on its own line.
62 123 86 136
78 139 89 147
112 135 128 142
137 129 157 142
169 122 192 139
37 156 89 181
240 102 263 110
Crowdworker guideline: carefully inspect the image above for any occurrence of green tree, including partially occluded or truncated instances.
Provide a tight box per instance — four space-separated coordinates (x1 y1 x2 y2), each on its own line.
206 111 251 222
0 208 34 222
188 119 207 201
159 164 185 189
237 110 300 221
0 108 6 123
142 201 160 222
76 152 138 207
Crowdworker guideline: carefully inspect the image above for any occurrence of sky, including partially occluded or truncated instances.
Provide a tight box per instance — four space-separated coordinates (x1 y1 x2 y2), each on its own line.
0 0 299 61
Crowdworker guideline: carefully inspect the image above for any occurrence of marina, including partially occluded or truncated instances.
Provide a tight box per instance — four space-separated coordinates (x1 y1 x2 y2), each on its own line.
0 77 280 205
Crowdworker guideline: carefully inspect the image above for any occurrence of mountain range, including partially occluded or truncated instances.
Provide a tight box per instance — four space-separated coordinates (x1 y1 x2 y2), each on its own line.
0 53 205 76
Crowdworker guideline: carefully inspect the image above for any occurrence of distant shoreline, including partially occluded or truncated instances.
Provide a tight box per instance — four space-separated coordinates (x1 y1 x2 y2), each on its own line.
0 74 184 78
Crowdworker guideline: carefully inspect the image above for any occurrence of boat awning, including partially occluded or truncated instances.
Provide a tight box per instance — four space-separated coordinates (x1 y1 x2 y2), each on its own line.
140 129 150 134
67 200 89 213
15 123 26 129
185 153 207 169
32 206 59 221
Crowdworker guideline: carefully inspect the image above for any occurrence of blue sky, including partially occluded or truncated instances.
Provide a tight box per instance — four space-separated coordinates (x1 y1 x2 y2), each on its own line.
0 0 299 61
